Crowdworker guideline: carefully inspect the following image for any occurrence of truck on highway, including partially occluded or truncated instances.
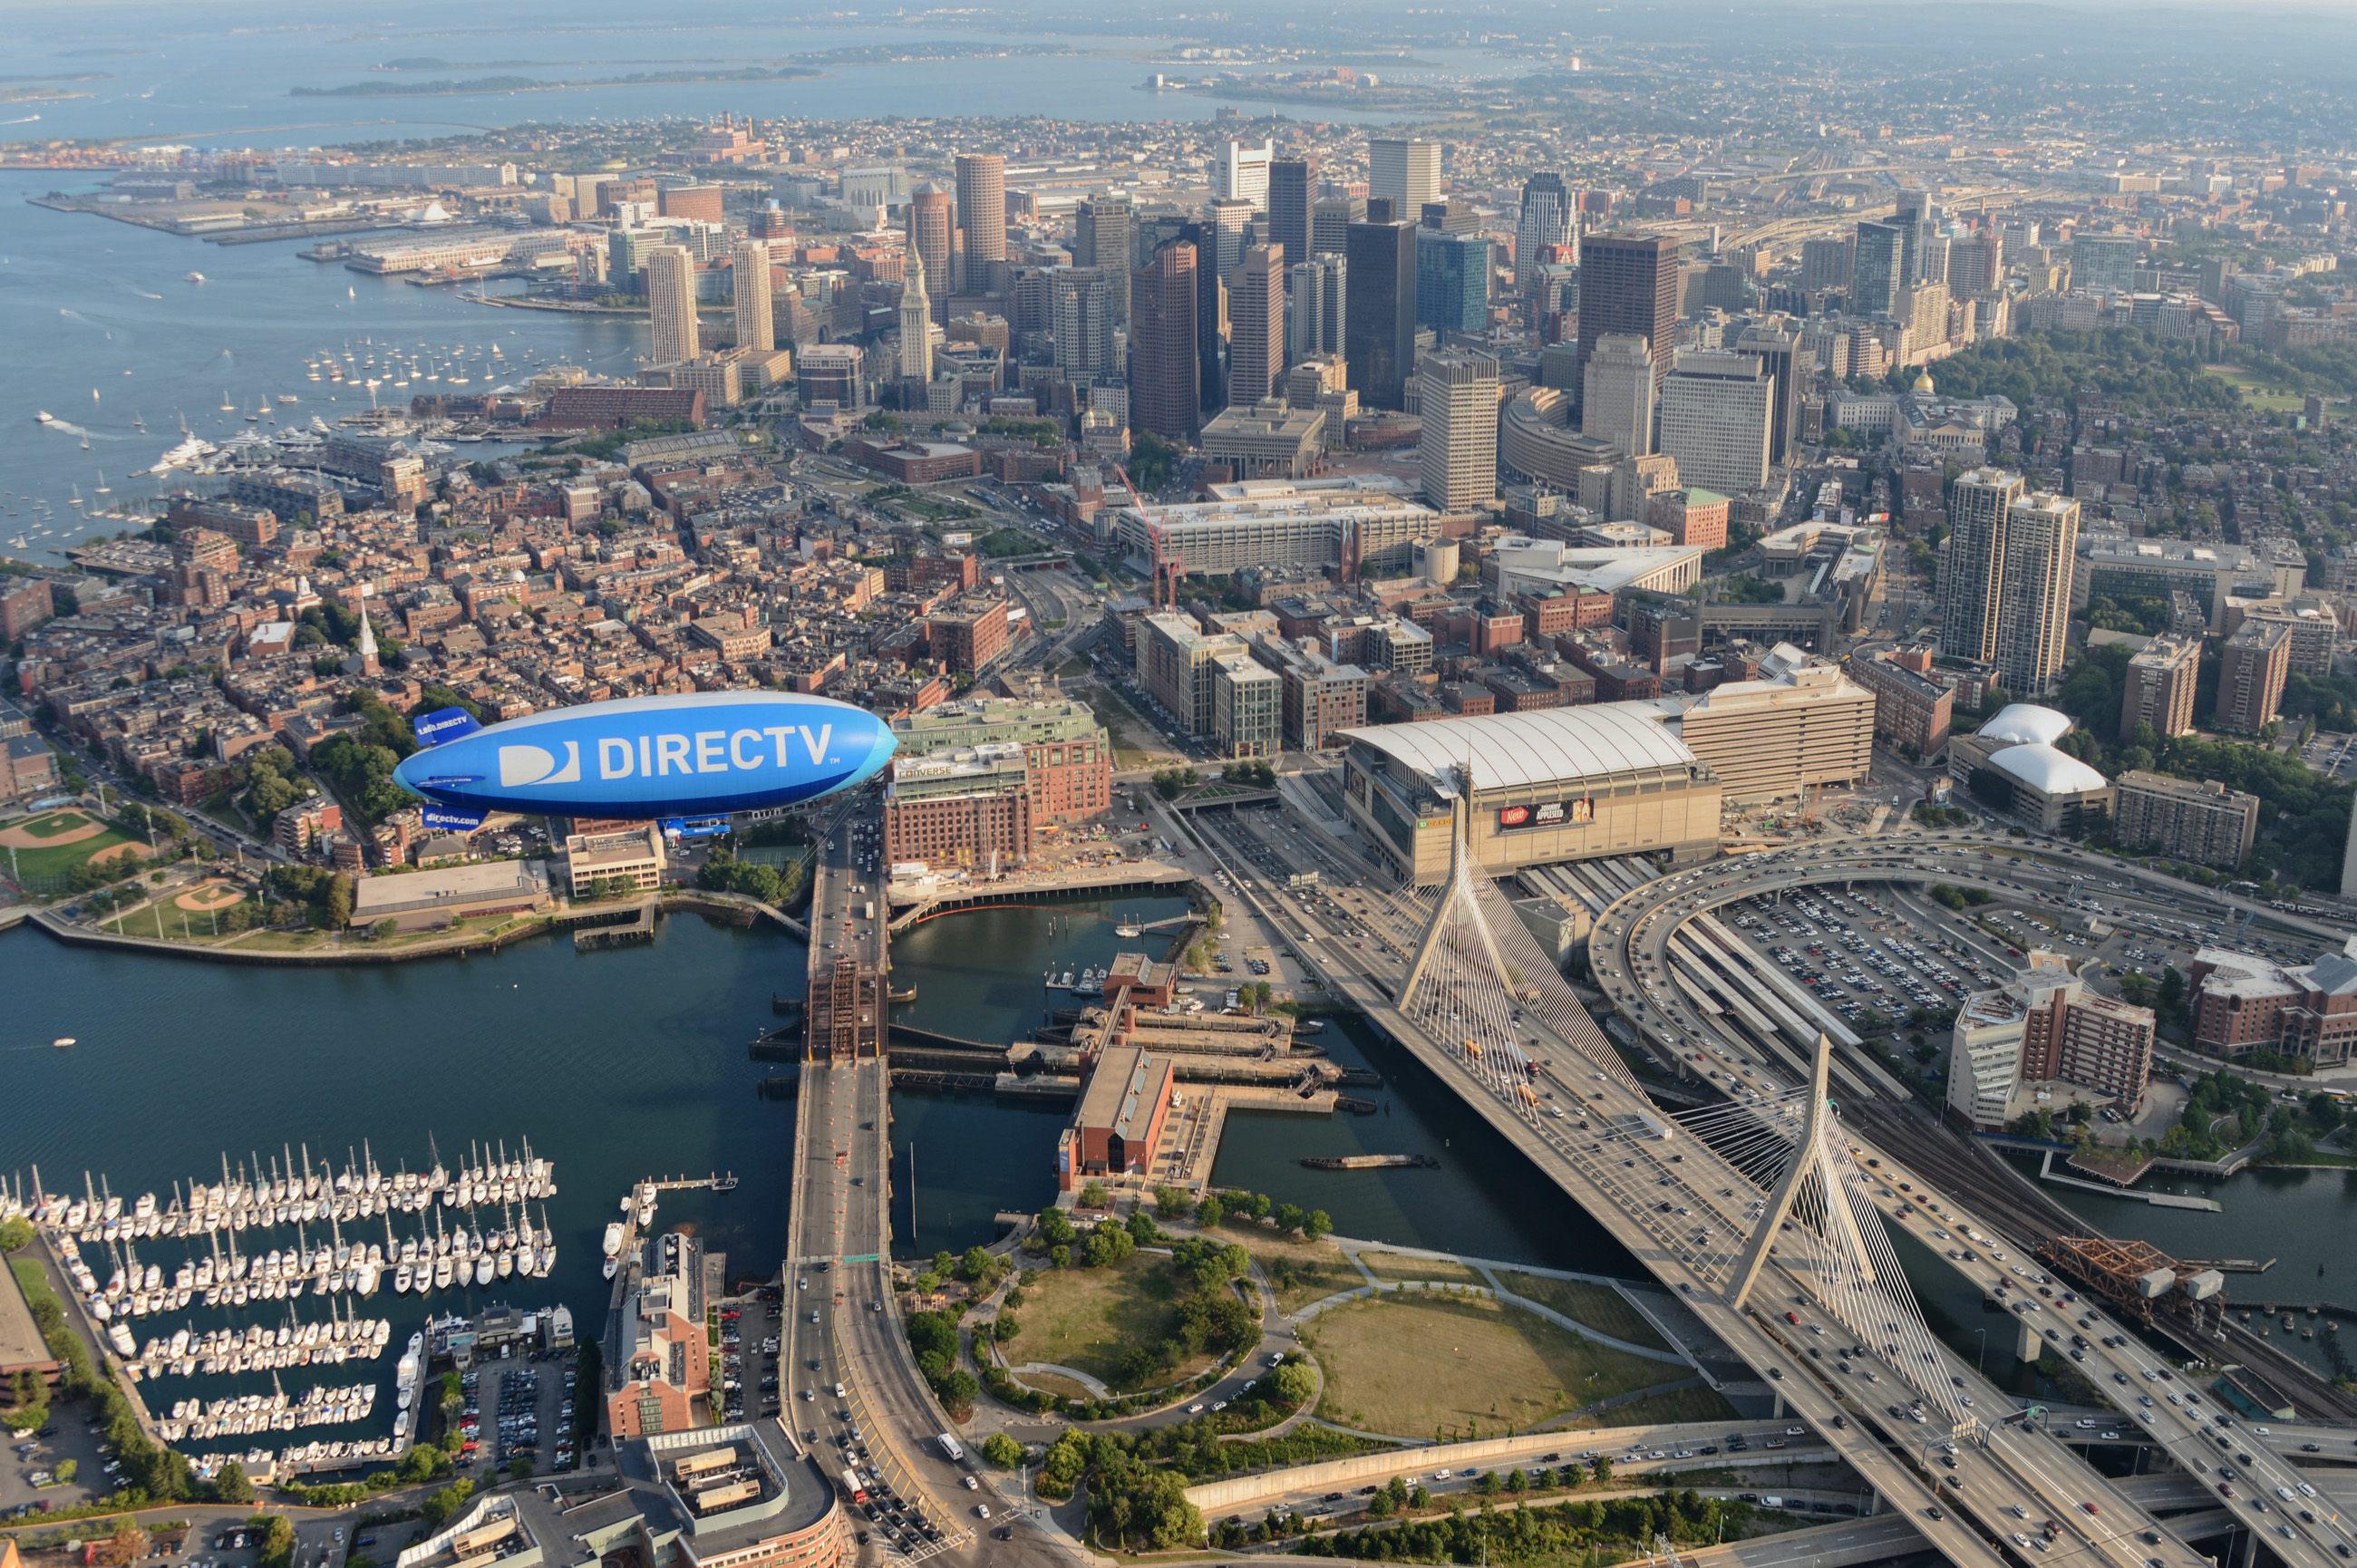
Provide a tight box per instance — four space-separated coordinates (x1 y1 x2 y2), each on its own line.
937 1432 965 1463
841 1469 868 1505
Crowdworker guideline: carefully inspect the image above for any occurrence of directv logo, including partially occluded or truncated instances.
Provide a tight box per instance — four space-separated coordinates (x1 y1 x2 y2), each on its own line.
494 725 840 789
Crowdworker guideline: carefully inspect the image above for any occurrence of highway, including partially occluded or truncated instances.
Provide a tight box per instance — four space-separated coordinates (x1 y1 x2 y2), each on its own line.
1577 829 2357 1565
1165 801 2240 1568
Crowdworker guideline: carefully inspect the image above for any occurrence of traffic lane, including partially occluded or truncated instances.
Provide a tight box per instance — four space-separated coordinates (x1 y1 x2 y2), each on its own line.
1197 829 2168 1555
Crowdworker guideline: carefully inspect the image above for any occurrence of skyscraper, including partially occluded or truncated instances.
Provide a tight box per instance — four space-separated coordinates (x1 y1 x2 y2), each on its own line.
1942 468 2022 670
1288 256 1344 361
732 238 773 354
897 225 933 382
1344 213 1417 412
645 243 699 367
1799 236 1853 293
1311 195 1364 258
1580 333 1655 457
1267 157 1316 270
1852 221 1905 316
1993 489 2081 700
1418 349 1499 511
1228 244 1286 408
1516 172 1573 324
1658 350 1773 496
1733 324 1799 468
1072 194 1132 324
1892 187 1935 286
1207 197 1255 282
952 153 1006 293
908 183 955 324
1368 137 1441 213
1415 227 1489 334
1050 266 1115 380
1215 140 1273 211
1130 240 1201 444
1575 233 1677 397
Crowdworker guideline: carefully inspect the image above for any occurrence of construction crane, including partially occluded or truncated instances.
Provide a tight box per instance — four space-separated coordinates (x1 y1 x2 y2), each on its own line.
1115 460 1184 610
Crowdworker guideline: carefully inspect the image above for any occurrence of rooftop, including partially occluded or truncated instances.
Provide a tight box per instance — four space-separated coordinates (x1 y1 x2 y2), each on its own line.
1340 702 1699 792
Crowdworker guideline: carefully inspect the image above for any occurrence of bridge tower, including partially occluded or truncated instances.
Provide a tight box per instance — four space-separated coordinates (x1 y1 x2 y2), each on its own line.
1724 1031 1873 1311
1396 773 1501 1012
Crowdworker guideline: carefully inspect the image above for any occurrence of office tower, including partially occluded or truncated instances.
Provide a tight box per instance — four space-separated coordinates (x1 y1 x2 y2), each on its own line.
1344 213 1417 412
1268 157 1315 269
645 243 699 367
1072 194 1132 325
1419 198 1478 236
1852 221 1904 315
1417 350 1499 511
1174 218 1226 416
732 238 773 353
1208 197 1255 280
1733 324 1799 467
1288 255 1344 361
1415 228 1489 334
1311 195 1364 258
908 183 955 324
1799 236 1852 293
953 153 1006 293
1215 140 1273 211
1576 233 1678 396
1946 231 2003 296
1579 333 1655 457
1941 468 2022 670
1368 136 1441 212
1228 245 1285 407
1892 187 1935 286
1992 490 2081 699
1130 240 1200 443
1050 267 1115 380
2216 620 2293 734
1658 350 1773 496
897 225 933 382
1517 172 1573 321
2119 634 2200 741
2072 234 2139 295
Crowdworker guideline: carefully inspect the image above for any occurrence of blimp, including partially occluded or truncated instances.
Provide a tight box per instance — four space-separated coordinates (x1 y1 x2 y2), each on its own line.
392 692 896 830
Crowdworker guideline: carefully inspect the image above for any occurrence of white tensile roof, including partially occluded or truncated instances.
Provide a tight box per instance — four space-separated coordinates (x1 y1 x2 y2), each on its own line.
1987 741 2108 796
1977 702 2073 746
1340 704 1697 792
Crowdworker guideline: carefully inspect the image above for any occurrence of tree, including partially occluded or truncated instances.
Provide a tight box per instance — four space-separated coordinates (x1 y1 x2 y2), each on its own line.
0 1216 32 1253
210 1459 255 1504
1155 1186 1192 1219
1078 1180 1111 1209
981 1432 1025 1469
1590 1455 1613 1486
1193 1195 1225 1228
1270 1360 1317 1408
1302 1208 1333 1240
253 1515 296 1568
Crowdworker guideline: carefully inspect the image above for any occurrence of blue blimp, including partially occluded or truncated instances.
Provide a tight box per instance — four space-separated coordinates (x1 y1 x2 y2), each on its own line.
392 692 896 828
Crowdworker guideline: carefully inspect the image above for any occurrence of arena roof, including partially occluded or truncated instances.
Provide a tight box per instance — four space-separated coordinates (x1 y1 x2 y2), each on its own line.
1340 703 1698 792
1987 741 2109 795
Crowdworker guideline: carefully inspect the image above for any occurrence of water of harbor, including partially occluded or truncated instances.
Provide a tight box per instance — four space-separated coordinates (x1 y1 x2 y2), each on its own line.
3 894 1602 1464
0 170 654 566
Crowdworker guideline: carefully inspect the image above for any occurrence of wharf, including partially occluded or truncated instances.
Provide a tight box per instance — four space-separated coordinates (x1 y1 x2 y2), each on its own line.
2039 1151 2222 1210
2184 1258 2275 1273
573 903 654 950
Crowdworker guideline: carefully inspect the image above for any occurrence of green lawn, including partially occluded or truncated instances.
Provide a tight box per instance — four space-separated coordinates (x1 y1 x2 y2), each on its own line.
1495 1272 1672 1351
2203 363 2309 413
15 810 93 840
1306 1294 1675 1438
1215 1222 1367 1312
5 824 140 883
1002 1254 1217 1389
1358 1252 1483 1286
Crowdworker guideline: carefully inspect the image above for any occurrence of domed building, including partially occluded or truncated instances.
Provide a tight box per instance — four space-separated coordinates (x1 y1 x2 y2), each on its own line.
1947 703 2114 836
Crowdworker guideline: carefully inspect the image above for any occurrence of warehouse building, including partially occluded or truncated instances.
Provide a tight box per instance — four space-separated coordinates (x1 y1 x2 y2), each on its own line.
1337 704 1722 884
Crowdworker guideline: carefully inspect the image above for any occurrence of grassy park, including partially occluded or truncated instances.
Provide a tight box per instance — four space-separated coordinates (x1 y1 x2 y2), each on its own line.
1002 1253 1219 1388
1495 1271 1673 1351
0 810 143 886
1305 1293 1677 1438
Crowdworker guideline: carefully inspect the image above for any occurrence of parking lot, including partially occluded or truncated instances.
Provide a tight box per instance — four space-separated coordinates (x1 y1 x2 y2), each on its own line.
717 1287 781 1427
459 1351 576 1478
1726 884 2010 1029
4 1414 107 1522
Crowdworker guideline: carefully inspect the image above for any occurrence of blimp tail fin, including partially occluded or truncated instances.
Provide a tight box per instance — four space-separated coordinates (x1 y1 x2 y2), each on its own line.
412 706 482 749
